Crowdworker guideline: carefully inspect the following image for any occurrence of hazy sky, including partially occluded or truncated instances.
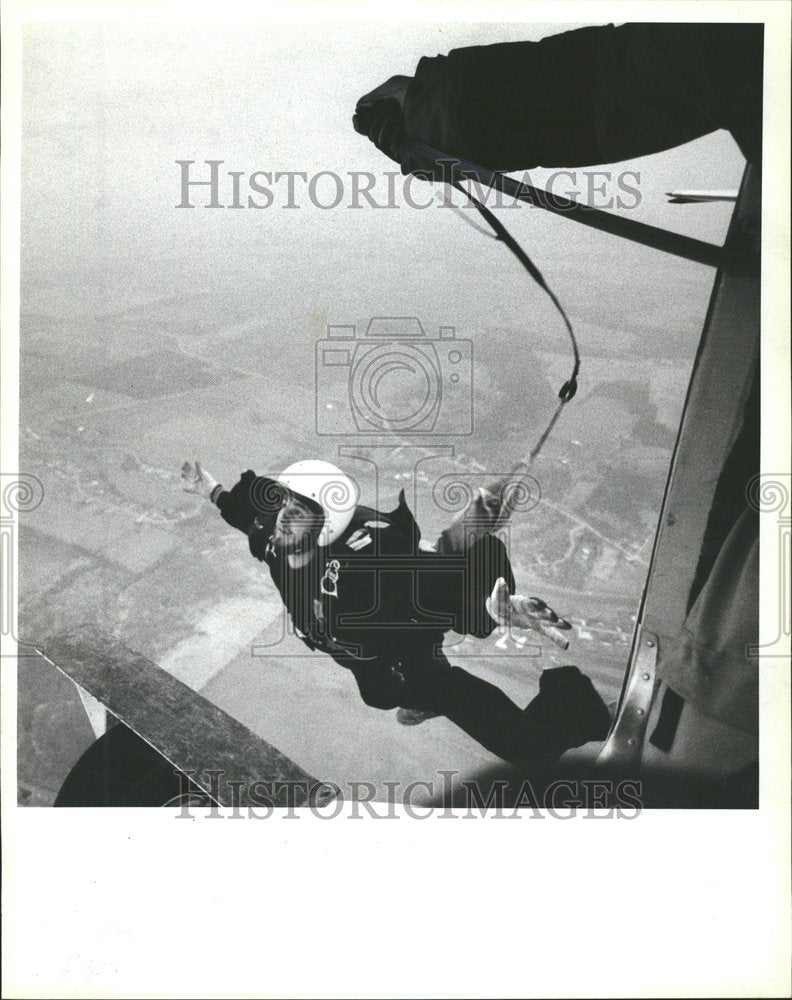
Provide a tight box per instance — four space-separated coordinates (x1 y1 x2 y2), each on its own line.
21 20 743 332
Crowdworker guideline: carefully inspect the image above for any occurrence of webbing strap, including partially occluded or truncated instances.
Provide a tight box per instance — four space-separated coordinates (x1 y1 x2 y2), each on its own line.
391 141 590 529
446 177 579 530
450 178 580 405
406 139 733 270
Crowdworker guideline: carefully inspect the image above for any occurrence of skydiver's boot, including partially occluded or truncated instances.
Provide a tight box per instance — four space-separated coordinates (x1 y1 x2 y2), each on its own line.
522 665 612 750
486 577 573 650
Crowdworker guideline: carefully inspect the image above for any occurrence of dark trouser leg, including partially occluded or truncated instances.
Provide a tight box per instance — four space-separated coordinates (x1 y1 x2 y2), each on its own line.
344 650 610 763
417 535 515 640
436 475 513 555
461 533 515 637
400 653 609 764
347 662 404 710
426 470 518 640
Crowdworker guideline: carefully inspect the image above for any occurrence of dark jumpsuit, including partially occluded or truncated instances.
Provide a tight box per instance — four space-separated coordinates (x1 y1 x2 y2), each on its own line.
214 471 609 764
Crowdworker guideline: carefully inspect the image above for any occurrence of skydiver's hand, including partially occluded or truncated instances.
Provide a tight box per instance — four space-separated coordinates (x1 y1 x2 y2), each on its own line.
181 460 218 500
486 578 573 651
353 75 434 177
353 75 411 151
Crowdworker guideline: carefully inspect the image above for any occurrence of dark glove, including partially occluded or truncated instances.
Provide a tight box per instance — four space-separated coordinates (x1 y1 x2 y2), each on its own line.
353 75 436 178
216 470 285 536
353 75 410 159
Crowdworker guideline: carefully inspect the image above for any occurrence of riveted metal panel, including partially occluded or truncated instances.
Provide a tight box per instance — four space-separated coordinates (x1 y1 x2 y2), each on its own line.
597 628 658 767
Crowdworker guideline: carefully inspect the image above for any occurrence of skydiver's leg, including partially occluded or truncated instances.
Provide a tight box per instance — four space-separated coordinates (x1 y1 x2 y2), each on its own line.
346 661 404 710
431 483 574 647
399 652 610 764
416 533 515 639
435 475 512 555
459 533 516 638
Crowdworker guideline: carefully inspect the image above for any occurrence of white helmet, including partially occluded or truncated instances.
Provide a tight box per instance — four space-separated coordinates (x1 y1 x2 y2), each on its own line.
277 460 359 547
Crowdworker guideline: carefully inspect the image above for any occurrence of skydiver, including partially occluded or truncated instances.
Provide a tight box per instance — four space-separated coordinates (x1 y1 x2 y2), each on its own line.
181 458 610 765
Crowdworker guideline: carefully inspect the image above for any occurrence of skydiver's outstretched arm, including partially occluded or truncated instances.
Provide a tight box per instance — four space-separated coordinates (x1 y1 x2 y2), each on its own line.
181 461 281 557
181 459 218 501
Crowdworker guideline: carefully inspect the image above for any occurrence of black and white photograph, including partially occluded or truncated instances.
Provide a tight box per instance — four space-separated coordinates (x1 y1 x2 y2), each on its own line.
2 2 790 997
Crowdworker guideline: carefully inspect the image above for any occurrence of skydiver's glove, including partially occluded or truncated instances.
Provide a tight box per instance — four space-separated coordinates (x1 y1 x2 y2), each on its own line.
181 459 219 501
486 578 573 651
353 75 409 163
353 75 439 179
